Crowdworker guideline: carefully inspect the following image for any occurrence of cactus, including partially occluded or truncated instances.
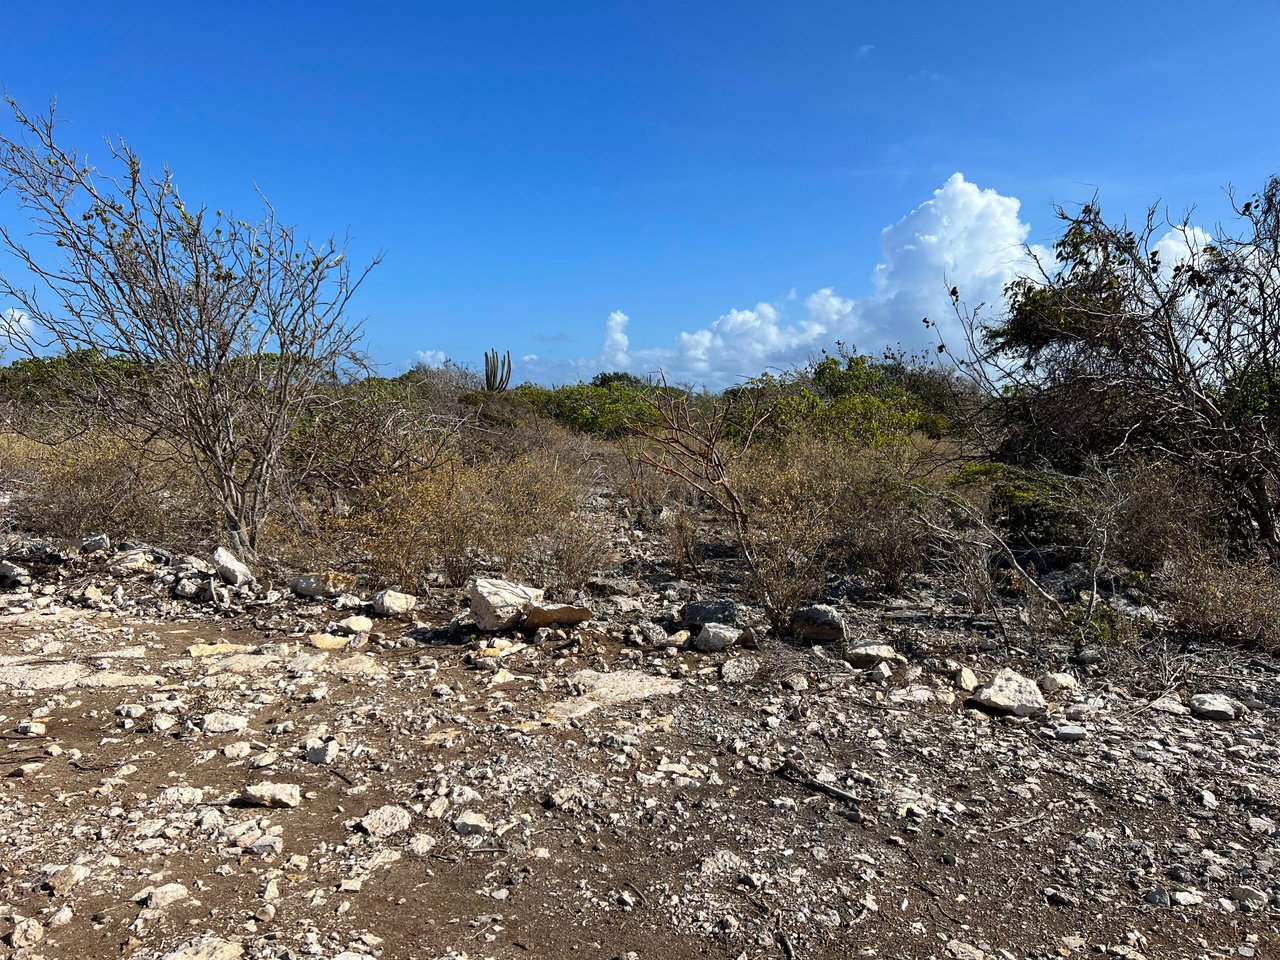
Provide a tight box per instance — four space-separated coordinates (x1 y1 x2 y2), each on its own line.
484 349 512 392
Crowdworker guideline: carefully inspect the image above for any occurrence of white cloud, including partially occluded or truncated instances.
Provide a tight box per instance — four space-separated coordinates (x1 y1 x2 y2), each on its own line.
602 310 630 368
413 349 448 368
2 308 33 351
492 174 1056 387
585 173 1043 385
3 308 32 332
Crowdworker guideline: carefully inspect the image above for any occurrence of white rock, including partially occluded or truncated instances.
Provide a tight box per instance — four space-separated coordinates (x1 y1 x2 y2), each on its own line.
145 882 190 909
720 656 762 684
691 622 739 652
160 937 244 960
290 572 352 598
1054 724 1088 742
1149 695 1189 715
211 547 253 585
454 810 493 835
1190 693 1243 721
971 668 1047 716
0 560 32 585
199 712 249 735
1037 672 1077 695
335 615 373 635
467 578 544 630
1231 885 1268 907
372 588 417 617
9 917 43 948
844 641 904 667
242 782 301 808
160 786 205 805
954 667 979 692
361 804 412 838
305 738 340 765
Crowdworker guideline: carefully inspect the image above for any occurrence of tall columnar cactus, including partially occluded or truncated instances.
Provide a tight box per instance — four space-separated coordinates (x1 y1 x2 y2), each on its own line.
484 349 512 392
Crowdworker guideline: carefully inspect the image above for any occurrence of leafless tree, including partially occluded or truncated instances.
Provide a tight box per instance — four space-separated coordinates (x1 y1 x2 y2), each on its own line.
628 374 773 568
0 98 381 556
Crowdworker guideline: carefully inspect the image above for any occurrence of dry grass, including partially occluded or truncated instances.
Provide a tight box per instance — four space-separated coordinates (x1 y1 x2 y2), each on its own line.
1164 553 1280 652
0 431 212 546
338 444 615 593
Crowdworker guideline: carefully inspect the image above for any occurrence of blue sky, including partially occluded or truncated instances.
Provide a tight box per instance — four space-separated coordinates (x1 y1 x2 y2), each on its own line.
3 2 1279 385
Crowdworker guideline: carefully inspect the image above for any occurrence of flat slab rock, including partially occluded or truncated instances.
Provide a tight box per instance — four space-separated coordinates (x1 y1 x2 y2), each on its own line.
970 667 1047 716
160 938 244 960
1190 692 1244 721
544 669 682 724
523 602 593 629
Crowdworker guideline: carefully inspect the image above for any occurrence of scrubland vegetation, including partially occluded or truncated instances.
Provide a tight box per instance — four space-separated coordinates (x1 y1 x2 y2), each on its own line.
5 97 1280 660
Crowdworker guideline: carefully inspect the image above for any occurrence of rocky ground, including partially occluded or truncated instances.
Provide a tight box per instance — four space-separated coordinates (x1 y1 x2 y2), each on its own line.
0 535 1278 960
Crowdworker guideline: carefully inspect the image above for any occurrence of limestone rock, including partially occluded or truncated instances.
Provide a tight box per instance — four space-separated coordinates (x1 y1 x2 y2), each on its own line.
0 560 32 586
790 604 846 643
522 602 593 629
143 882 190 909
844 641 903 668
211 547 253 586
242 782 301 808
467 578 544 630
1150 695 1190 715
111 549 160 576
372 588 417 617
971 668 1047 716
305 737 340 765
454 810 493 835
691 622 738 653
309 633 350 650
1190 692 1243 721
335 614 373 635
199 712 249 735
720 656 762 684
9 916 43 948
161 938 244 960
1037 672 1077 695
361 804 412 838
291 572 355 598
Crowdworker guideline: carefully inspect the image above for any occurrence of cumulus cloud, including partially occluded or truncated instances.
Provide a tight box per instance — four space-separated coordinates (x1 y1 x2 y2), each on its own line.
591 173 1044 385
602 310 630 368
413 348 448 368
405 174 1069 386
2 308 33 351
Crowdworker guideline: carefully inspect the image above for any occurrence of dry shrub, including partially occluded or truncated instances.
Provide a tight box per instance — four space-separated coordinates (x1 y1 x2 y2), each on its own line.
0 431 212 545
358 450 614 592
662 506 704 578
726 437 943 628
1163 553 1280 651
1108 459 1222 570
607 441 685 527
734 443 848 628
818 440 937 594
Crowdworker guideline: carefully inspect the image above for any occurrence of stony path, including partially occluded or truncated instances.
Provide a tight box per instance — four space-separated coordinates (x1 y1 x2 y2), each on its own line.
0 562 1278 959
